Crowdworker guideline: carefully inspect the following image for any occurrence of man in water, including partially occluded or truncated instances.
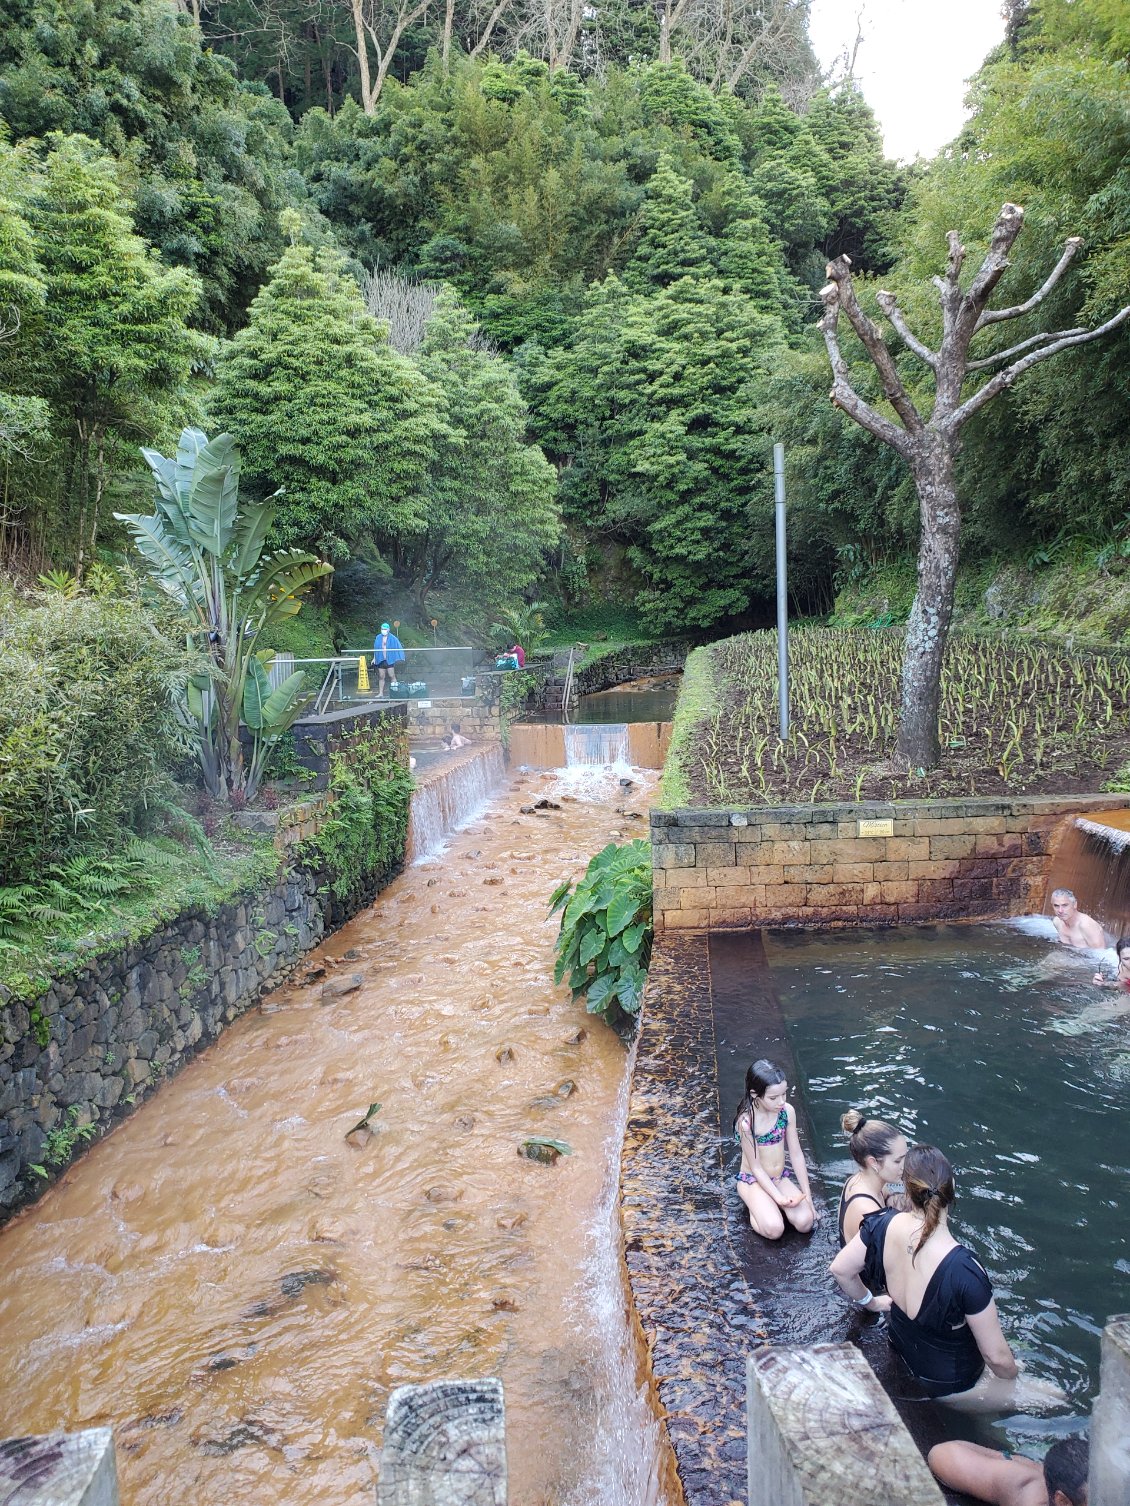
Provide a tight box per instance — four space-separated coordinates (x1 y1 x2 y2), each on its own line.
1050 888 1106 949
928 1435 1087 1506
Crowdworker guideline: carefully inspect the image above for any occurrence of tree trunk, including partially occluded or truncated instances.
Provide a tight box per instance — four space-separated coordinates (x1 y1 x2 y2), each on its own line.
351 0 375 112
442 0 455 63
897 441 960 769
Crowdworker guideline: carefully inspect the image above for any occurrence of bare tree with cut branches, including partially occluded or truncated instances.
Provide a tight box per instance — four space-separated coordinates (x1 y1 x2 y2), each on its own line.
819 202 1130 769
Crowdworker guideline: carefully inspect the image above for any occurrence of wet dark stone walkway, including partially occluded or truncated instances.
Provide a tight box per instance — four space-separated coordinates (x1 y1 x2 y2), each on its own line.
622 930 969 1506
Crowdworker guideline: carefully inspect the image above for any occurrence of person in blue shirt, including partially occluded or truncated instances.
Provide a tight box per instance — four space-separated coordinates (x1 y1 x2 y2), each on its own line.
371 622 406 697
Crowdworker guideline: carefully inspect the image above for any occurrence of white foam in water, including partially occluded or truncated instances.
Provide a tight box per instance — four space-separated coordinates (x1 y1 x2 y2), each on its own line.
562 1056 666 1506
550 759 638 804
1076 816 1130 849
1004 914 1061 940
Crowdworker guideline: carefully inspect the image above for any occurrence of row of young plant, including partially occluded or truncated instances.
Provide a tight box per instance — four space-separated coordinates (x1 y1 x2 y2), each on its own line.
681 627 1130 807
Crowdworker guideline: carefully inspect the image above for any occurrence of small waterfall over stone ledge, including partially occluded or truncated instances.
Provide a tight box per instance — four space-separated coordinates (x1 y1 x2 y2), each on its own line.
564 723 630 768
407 743 505 860
1044 807 1130 938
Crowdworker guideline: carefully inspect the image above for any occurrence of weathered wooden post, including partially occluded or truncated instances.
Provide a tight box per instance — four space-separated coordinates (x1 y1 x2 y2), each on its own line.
378 1378 506 1506
1091 1314 1130 1506
748 1345 944 1506
0 1429 119 1506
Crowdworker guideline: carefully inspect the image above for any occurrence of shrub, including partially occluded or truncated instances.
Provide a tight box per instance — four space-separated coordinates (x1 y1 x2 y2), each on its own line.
549 839 653 1038
0 589 197 882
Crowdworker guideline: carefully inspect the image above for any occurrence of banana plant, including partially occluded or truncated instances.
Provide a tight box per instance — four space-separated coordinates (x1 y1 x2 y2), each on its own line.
116 428 332 801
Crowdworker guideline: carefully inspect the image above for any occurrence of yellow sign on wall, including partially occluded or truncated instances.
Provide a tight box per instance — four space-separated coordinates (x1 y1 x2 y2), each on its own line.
858 818 894 838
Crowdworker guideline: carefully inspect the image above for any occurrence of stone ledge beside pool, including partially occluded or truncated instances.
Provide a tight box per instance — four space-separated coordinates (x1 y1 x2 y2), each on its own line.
650 794 1130 931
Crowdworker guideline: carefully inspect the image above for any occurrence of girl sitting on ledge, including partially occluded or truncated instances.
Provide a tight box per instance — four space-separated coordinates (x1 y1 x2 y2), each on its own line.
733 1060 815 1239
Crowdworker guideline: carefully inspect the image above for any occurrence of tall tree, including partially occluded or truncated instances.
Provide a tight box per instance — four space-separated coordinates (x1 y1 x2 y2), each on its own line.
31 134 205 578
401 290 559 616
0 0 295 333
819 204 1130 767
211 219 443 560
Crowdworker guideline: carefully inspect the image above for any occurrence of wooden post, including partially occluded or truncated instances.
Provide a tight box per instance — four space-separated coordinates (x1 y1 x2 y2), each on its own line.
0 1429 119 1506
1091 1314 1130 1506
748 1345 944 1506
378 1378 506 1506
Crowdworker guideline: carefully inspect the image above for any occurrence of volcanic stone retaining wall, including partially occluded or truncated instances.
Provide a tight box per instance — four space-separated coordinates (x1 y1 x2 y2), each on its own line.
290 700 408 783
572 638 688 696
0 708 415 1222
651 793 1130 931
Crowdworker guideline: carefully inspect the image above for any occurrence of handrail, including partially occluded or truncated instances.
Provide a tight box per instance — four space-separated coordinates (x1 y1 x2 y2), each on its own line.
561 646 575 724
313 660 340 716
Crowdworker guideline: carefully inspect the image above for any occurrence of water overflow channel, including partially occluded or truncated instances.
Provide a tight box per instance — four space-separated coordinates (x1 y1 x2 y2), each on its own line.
0 749 676 1506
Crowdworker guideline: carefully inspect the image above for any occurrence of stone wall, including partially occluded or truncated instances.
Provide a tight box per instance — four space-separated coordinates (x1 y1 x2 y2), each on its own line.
0 714 413 1220
406 671 506 741
290 701 407 784
651 794 1130 931
573 639 687 696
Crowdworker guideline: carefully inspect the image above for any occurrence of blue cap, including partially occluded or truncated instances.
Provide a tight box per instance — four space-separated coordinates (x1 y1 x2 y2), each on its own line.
380 623 390 633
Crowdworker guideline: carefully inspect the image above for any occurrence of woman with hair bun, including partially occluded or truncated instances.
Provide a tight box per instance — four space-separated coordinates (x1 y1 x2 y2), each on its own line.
837 1110 908 1249
830 1144 1019 1400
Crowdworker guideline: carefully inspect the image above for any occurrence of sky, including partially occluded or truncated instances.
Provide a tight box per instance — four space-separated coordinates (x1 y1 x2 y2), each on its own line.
807 0 1007 162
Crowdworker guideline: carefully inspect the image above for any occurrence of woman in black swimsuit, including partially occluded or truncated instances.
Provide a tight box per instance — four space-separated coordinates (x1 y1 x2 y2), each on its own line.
830 1145 1019 1400
836 1109 908 1250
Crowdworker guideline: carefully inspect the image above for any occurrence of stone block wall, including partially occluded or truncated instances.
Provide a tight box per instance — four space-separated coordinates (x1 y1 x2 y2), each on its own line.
404 670 513 741
651 794 1130 931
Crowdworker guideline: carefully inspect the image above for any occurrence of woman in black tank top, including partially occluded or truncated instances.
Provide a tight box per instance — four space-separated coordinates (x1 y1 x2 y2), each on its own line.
836 1109 908 1250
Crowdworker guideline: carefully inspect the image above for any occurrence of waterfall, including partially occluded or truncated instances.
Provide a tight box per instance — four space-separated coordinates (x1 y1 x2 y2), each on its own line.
407 744 505 861
564 723 630 768
1044 809 1130 938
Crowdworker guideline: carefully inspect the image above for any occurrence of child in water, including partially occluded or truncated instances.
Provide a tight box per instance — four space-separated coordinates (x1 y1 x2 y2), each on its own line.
734 1059 816 1239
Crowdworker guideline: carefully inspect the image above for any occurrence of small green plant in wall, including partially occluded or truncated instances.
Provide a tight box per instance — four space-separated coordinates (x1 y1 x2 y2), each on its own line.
549 839 653 1038
30 1106 97 1177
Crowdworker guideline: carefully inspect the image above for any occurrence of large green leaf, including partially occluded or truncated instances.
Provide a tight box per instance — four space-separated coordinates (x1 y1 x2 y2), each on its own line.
547 878 573 917
112 513 197 602
584 973 617 1012
186 433 241 558
606 888 642 936
621 920 648 955
242 655 272 730
230 502 275 578
258 669 312 732
579 925 606 966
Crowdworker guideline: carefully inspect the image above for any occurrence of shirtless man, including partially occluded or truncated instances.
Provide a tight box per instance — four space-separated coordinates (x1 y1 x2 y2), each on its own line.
1050 888 1106 949
928 1435 1087 1506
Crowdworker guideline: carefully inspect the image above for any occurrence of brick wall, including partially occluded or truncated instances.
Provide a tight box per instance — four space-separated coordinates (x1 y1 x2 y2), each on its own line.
651 794 1130 931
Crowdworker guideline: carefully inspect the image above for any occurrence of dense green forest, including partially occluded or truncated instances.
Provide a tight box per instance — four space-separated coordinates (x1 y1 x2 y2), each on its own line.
0 0 1127 644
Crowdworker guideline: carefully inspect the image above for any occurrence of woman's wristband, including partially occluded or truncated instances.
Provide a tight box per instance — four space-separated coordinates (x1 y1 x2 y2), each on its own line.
854 1288 875 1308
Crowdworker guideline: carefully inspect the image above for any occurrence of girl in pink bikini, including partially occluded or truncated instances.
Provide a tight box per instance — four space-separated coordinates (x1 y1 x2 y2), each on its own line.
733 1059 816 1240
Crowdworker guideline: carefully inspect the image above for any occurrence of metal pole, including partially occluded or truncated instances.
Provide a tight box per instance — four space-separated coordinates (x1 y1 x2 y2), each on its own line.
773 443 789 740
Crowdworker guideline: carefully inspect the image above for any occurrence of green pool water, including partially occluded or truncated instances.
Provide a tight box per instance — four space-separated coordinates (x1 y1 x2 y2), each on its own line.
764 922 1130 1451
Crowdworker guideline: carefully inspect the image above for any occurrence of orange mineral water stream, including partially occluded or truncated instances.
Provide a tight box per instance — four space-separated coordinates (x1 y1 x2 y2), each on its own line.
0 765 674 1506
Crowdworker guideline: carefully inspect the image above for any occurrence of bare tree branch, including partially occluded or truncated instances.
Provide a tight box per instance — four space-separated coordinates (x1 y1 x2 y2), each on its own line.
977 235 1084 327
964 202 1025 311
965 327 1087 371
875 290 937 369
949 303 1130 430
819 282 914 456
823 257 925 434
